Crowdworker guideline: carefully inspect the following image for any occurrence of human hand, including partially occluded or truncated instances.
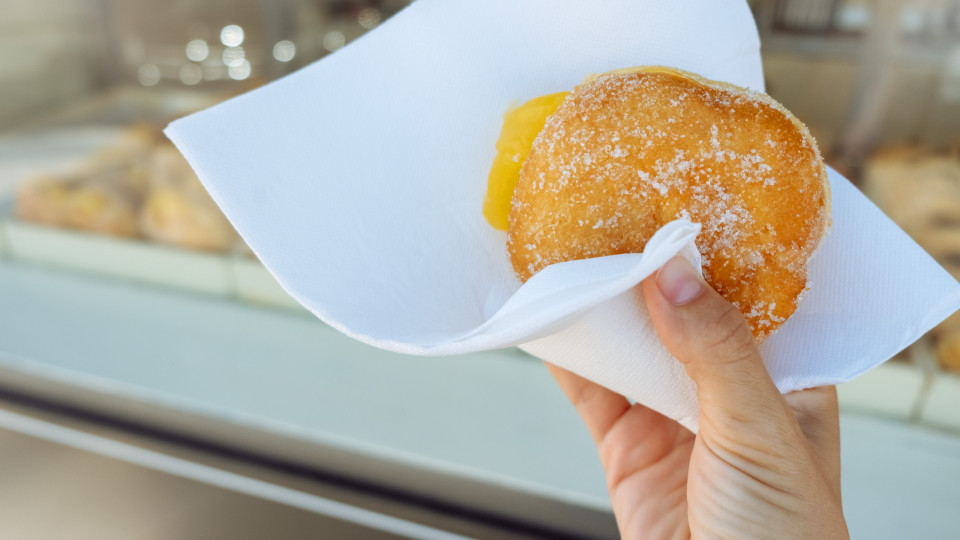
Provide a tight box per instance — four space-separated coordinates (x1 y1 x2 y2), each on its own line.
546 256 848 539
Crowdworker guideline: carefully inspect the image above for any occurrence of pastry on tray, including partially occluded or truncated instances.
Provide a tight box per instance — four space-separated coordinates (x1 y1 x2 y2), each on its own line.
864 148 960 280
139 144 238 252
15 124 156 237
16 170 143 238
15 124 239 252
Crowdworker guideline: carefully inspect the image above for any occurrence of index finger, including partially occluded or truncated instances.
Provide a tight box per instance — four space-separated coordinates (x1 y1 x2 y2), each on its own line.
544 362 632 444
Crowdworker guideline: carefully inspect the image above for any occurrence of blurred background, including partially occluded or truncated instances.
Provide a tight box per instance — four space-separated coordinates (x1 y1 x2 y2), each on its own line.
0 0 959 539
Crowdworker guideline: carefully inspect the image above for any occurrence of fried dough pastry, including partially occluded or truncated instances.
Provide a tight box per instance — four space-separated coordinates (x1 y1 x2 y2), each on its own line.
506 67 830 340
139 145 238 252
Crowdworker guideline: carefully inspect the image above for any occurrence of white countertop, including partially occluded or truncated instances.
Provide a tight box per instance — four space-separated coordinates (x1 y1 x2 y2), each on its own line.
0 257 958 539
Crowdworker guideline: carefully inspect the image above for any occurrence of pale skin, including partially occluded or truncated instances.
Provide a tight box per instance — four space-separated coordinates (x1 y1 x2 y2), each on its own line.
547 256 849 540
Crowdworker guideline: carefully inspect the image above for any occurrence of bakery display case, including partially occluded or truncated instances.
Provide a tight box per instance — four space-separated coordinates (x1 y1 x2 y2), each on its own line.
1 1 960 539
1 0 414 311
751 0 960 428
1 2 623 538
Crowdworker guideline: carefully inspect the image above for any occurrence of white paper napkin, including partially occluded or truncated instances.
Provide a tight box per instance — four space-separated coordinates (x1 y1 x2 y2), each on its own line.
166 0 960 431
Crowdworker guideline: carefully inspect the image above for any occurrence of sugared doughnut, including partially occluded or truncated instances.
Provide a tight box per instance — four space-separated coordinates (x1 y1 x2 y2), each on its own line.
504 67 830 340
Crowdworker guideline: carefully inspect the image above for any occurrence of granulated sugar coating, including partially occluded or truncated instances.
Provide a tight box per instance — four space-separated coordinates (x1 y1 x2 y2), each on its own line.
507 67 830 340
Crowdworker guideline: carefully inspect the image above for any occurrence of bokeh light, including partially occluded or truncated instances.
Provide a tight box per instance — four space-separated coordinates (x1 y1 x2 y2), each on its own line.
220 24 244 47
185 39 209 62
228 59 251 80
136 64 160 86
179 63 202 85
322 31 345 52
222 46 246 67
273 40 296 62
358 8 381 29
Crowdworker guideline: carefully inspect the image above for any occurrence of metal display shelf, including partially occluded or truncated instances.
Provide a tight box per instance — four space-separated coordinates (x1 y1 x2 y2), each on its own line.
0 257 616 539
2 257 960 538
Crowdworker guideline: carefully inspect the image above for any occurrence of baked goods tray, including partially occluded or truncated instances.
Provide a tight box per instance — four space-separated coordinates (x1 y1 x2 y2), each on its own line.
835 335 960 432
0 215 305 313
0 87 305 314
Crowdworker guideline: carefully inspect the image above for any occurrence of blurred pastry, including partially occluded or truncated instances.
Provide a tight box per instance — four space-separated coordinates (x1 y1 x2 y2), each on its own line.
864 149 960 281
16 175 73 227
16 170 142 238
15 123 160 236
63 171 142 237
15 123 239 251
139 145 238 252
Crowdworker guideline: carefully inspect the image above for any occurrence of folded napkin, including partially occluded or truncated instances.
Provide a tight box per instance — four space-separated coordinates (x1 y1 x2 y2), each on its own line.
166 0 960 431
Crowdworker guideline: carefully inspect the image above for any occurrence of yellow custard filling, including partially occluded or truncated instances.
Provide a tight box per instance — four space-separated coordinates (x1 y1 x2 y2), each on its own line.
482 68 698 231
482 92 569 230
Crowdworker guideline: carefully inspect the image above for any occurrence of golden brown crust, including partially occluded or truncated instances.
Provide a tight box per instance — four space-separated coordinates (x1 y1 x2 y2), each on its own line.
139 144 239 252
507 68 830 340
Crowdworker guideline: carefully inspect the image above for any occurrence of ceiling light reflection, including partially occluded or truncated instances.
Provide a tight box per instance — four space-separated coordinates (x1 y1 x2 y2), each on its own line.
358 8 381 29
179 63 203 85
137 64 160 86
228 59 251 80
220 24 245 47
273 40 296 62
222 46 246 67
186 39 209 62
322 31 345 52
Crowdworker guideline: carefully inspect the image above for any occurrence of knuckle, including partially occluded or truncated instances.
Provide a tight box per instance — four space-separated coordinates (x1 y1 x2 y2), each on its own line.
570 381 604 411
786 386 839 419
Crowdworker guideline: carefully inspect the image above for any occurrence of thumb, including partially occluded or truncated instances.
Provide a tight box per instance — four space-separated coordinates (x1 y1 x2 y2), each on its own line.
642 256 796 438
